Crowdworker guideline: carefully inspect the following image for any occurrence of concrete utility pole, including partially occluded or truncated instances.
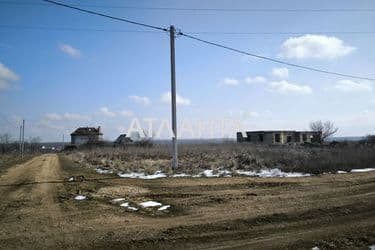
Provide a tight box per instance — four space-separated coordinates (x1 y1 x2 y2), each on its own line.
19 124 22 155
169 25 178 169
21 119 25 159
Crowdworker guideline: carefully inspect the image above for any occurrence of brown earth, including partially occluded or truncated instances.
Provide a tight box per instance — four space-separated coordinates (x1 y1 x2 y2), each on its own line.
0 154 374 249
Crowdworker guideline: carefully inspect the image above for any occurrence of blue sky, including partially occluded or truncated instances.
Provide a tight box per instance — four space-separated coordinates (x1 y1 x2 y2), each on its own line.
1 0 375 141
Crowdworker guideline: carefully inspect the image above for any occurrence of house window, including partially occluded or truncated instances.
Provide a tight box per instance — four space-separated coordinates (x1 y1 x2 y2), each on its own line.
258 134 264 142
274 133 281 143
287 135 292 143
302 134 307 142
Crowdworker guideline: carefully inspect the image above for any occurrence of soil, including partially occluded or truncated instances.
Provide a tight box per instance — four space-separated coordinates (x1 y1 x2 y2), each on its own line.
0 154 374 249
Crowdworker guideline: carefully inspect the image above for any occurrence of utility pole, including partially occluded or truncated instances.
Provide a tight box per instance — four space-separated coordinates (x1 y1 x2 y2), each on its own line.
62 134 65 149
19 124 22 155
21 119 25 159
170 25 178 169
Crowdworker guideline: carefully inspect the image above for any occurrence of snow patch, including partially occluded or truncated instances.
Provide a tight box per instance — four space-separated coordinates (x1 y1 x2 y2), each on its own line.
95 167 113 174
127 206 139 211
140 201 162 208
368 245 375 250
119 202 129 207
337 171 347 174
172 173 191 177
118 171 167 179
312 247 320 250
74 195 86 201
111 198 126 203
158 205 171 211
351 168 375 173
236 168 309 178
202 169 232 177
119 202 138 211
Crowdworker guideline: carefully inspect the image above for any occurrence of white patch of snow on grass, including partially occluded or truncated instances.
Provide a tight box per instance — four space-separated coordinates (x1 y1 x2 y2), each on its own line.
236 168 309 178
158 205 171 211
172 173 191 177
74 195 86 201
368 245 375 250
119 202 139 211
312 247 320 250
95 167 113 174
118 171 166 179
68 177 74 182
202 169 232 177
337 171 347 174
351 168 375 173
127 206 138 211
119 202 129 207
203 170 220 177
111 198 126 203
140 201 162 208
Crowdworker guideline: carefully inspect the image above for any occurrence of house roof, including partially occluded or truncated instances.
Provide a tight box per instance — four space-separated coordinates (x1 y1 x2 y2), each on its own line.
71 127 103 136
114 134 133 144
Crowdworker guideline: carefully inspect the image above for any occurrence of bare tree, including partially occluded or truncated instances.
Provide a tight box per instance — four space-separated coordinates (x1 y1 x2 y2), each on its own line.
309 120 338 141
0 133 12 144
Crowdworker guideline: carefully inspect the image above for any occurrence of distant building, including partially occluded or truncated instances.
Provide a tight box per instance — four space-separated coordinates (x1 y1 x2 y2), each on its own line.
71 126 103 145
114 134 133 145
237 130 321 144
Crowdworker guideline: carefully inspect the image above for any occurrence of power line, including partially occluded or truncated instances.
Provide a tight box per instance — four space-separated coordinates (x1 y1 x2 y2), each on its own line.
0 25 163 33
42 0 168 32
180 32 375 81
185 31 375 35
0 112 17 129
1 25 375 35
2 1 375 12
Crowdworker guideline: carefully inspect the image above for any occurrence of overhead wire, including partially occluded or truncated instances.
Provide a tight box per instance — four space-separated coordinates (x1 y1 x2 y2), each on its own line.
1 25 375 35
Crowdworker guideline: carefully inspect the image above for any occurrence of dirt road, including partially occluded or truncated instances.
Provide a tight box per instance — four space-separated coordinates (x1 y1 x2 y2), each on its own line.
0 154 374 249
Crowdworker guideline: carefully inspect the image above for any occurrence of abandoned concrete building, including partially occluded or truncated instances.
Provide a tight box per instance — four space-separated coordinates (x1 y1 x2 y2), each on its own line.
71 127 103 145
237 130 322 144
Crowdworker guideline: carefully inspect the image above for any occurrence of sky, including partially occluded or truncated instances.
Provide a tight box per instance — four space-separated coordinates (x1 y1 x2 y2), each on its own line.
1 0 375 142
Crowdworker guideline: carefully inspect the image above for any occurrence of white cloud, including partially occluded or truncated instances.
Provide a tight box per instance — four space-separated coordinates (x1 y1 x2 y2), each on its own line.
45 112 90 121
59 43 81 58
271 67 289 79
279 34 355 59
129 95 150 105
161 91 191 105
333 80 373 92
99 107 116 117
219 78 239 86
0 62 19 90
268 80 312 95
45 113 63 121
63 113 90 121
119 110 134 117
245 76 267 84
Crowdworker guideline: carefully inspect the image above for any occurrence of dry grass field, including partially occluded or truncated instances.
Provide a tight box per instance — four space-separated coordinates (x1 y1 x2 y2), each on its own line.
65 143 375 175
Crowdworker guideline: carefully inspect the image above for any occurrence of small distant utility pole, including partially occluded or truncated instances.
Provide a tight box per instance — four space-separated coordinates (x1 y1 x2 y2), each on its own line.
19 124 22 155
170 25 178 169
21 119 25 159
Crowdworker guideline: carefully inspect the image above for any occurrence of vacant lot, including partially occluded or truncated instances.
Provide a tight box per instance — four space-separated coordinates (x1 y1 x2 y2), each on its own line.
65 143 375 175
0 154 374 249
